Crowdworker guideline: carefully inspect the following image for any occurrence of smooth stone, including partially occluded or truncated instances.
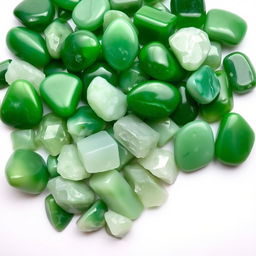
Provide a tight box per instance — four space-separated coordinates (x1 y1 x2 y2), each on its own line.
57 8 72 20
45 194 73 232
40 73 82 118
0 60 11 89
203 42 222 70
5 150 49 194
87 77 127 122
48 176 95 214
103 10 130 31
53 0 80 11
174 120 214 172
103 18 139 71
47 155 59 178
44 61 67 76
77 200 107 232
77 131 120 173
1 80 43 129
187 65 220 104
89 170 144 220
215 113 255 165
148 2 170 13
6 27 50 67
11 129 37 151
124 163 168 208
113 115 159 158
169 27 211 71
109 0 142 14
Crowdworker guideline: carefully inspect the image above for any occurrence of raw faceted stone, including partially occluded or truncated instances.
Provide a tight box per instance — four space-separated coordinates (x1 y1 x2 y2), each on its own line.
77 131 120 173
109 0 142 15
186 65 220 104
47 155 59 178
57 144 90 181
124 163 168 208
87 77 127 122
203 42 222 70
169 27 211 71
0 59 11 89
105 210 132 238
11 129 37 151
113 115 159 158
103 10 130 31
53 0 80 11
138 148 178 184
37 114 71 156
215 113 255 166
48 176 95 214
89 170 144 220
77 200 107 232
5 59 45 91
174 120 214 172
44 61 67 76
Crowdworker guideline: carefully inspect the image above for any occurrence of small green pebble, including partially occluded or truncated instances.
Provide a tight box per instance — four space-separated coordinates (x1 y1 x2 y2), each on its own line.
47 155 59 178
11 129 37 151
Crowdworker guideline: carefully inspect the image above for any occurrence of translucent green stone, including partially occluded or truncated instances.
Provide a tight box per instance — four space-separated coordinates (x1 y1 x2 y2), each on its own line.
103 10 130 31
0 59 11 89
109 0 142 15
203 42 222 70
11 129 37 151
47 155 59 178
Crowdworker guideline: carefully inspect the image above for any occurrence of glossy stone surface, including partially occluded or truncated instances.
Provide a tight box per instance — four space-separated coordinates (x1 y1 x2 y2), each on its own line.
148 2 170 13
77 200 107 232
48 176 95 214
44 61 67 76
109 0 142 15
215 113 255 166
174 120 214 172
53 0 80 11
187 65 220 104
14 0 55 31
103 18 138 71
223 52 256 94
45 195 73 231
200 70 234 123
103 10 130 31
204 9 247 45
6 27 50 67
203 42 222 70
77 131 120 173
0 60 11 89
11 129 37 151
114 115 159 158
1 80 43 129
127 81 181 120
47 155 59 178
169 27 211 71
87 77 127 122
124 163 168 208
89 170 144 220
5 150 49 194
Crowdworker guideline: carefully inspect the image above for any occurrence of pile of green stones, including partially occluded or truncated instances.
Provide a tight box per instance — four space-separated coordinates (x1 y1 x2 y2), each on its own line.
0 0 255 238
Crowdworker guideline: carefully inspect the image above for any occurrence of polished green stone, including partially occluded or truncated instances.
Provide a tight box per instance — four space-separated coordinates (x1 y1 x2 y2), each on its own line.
204 9 247 45
40 73 82 118
11 129 37 151
127 81 181 120
53 0 80 11
174 120 214 172
109 0 142 15
89 170 144 220
57 8 72 20
148 2 170 13
203 42 222 70
171 0 206 28
134 6 177 43
103 10 130 31
47 155 59 178
14 0 55 31
5 150 49 194
61 30 100 72
200 70 234 123
1 80 43 129
187 65 220 104
103 18 139 71
0 60 11 89
77 200 107 232
6 27 50 68
45 194 73 231
44 61 67 76
223 52 256 94
215 113 255 166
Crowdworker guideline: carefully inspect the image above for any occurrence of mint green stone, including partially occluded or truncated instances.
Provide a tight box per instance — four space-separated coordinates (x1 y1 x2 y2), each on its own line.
11 129 37 151
103 10 130 31
203 42 222 70
47 155 59 178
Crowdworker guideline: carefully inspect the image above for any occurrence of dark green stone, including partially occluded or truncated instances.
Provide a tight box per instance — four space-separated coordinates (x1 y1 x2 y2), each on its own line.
0 59 11 89
53 0 80 11
44 61 67 76
47 155 59 178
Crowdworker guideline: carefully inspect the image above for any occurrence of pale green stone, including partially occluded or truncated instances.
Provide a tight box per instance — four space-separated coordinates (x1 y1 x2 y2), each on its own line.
138 148 178 184
105 210 132 238
124 163 168 208
113 115 159 158
57 144 90 181
169 27 211 71
148 118 179 147
77 131 120 173
47 176 95 214
103 10 130 31
203 41 222 70
87 77 127 122
11 129 37 151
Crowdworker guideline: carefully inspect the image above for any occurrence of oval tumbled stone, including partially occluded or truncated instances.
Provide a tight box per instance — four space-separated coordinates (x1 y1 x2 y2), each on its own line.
174 120 214 172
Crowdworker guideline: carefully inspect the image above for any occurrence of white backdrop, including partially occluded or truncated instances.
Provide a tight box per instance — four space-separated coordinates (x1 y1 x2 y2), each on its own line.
0 1 256 256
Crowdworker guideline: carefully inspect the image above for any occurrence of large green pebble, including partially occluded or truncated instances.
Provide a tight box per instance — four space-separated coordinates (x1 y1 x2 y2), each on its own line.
53 0 80 11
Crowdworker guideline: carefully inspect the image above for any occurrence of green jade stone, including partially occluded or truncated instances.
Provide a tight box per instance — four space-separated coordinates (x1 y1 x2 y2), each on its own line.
148 2 170 13
89 170 144 220
6 27 50 68
11 129 37 151
203 42 222 70
204 9 247 46
187 65 220 104
5 150 49 194
0 60 11 89
103 10 130 31
109 0 142 15
40 73 82 118
223 52 256 94
200 70 234 123
174 120 214 172
45 195 73 232
215 113 255 166
44 61 67 76
14 0 55 31
1 80 43 129
47 155 59 178
77 200 107 232
57 8 72 20
53 0 80 11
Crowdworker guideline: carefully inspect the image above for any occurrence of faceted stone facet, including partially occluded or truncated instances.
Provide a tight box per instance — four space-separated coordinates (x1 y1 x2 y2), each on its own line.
203 41 222 70
11 129 37 151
